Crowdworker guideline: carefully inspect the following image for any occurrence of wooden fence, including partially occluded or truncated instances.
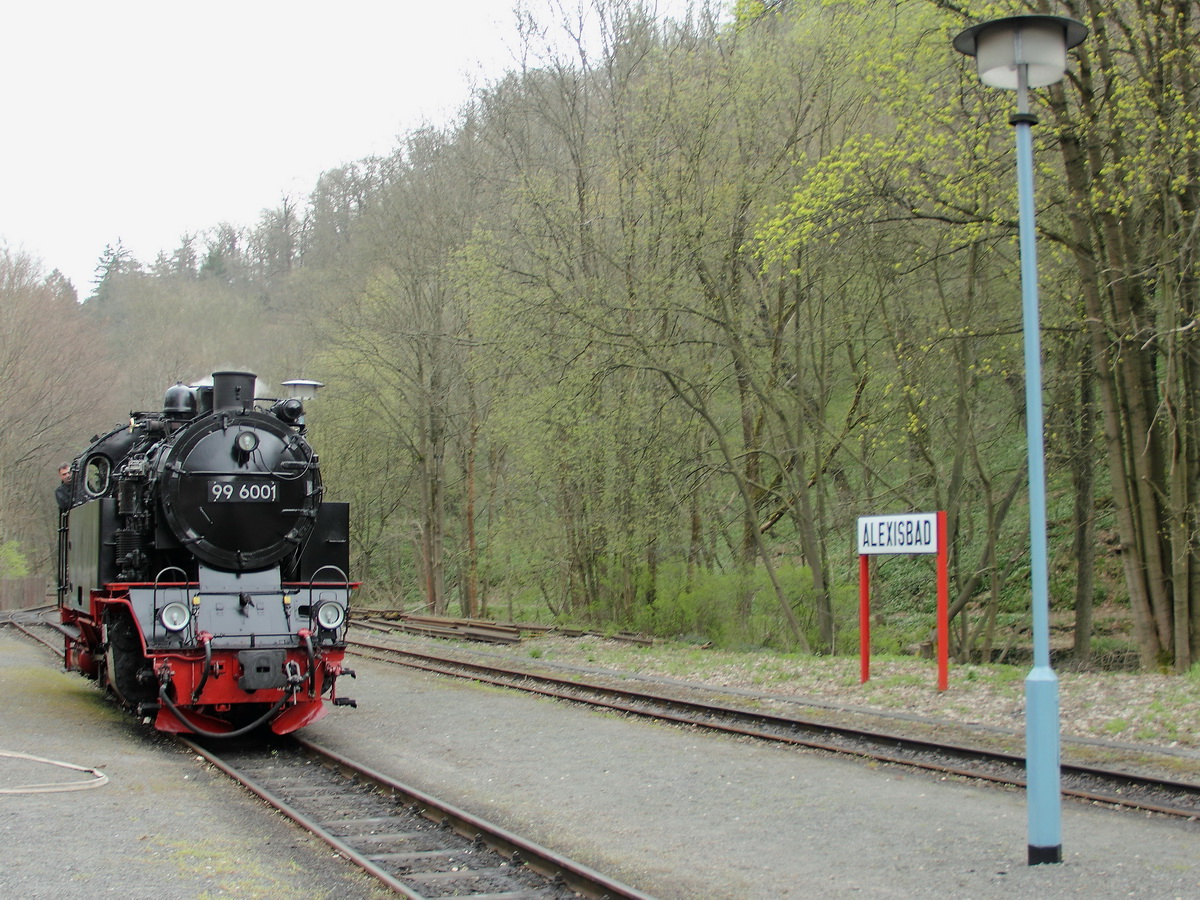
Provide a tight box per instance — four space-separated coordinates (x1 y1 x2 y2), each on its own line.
0 576 50 611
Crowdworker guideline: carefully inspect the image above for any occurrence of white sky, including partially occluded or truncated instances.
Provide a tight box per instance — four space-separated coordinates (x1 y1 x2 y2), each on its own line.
1 1 696 294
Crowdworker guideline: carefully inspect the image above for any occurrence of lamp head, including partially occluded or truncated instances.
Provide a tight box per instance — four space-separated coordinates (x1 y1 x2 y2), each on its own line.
953 15 1087 89
281 379 325 402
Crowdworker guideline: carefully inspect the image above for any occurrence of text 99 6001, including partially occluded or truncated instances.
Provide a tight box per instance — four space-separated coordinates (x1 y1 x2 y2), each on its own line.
209 479 279 502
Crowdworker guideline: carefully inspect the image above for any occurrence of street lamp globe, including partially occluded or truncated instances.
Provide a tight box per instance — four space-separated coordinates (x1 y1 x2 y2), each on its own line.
953 15 1087 89
281 379 325 402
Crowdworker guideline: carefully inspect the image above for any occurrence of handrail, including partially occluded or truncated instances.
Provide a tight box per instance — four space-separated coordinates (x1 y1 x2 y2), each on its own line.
152 568 191 598
303 565 349 609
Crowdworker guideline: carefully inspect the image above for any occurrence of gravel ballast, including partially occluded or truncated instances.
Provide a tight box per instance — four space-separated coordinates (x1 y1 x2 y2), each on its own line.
304 647 1200 899
3 628 1197 899
0 633 385 900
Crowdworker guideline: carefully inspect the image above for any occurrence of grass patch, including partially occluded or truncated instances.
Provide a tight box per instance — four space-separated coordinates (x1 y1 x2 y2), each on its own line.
159 838 320 900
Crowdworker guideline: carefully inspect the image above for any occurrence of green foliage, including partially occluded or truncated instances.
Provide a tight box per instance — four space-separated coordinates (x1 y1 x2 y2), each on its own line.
48 0 1200 672
622 561 857 652
0 541 30 577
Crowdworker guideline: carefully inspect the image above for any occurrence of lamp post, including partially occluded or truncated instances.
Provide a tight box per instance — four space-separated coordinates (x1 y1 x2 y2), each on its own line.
952 15 1087 866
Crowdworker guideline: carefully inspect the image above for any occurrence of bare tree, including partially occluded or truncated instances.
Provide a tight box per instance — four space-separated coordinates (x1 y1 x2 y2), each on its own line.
0 249 118 570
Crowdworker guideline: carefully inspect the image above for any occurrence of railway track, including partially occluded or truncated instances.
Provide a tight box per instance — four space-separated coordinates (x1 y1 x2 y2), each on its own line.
0 608 654 898
356 612 653 646
0 605 62 654
8 608 1198 821
184 734 655 900
347 633 1200 821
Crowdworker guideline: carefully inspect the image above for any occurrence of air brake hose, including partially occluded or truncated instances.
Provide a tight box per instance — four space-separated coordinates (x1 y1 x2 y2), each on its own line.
190 632 213 703
157 683 290 739
299 629 317 698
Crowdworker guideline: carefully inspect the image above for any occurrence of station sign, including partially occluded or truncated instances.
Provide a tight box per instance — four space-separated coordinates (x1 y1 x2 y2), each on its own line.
857 512 939 555
856 511 948 690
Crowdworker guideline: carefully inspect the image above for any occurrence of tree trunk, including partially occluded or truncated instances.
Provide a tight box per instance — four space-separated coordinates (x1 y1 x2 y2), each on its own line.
1071 340 1097 667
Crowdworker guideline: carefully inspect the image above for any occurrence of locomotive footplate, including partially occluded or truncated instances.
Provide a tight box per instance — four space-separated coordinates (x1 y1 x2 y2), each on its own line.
238 648 287 690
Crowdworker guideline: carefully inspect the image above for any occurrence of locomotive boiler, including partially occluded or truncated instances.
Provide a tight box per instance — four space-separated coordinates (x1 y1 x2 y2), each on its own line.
56 371 356 737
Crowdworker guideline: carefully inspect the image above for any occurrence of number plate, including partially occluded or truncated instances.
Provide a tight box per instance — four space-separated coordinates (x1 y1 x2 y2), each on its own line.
209 480 279 502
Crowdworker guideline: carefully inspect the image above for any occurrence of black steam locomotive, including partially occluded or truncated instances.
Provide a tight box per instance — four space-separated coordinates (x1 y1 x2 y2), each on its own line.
57 371 356 736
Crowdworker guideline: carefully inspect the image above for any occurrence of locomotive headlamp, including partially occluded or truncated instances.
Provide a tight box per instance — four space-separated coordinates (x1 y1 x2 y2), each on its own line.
272 398 304 425
235 431 259 453
160 601 192 632
314 601 346 631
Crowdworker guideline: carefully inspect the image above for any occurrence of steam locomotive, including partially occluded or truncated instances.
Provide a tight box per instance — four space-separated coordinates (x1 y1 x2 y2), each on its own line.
56 371 356 737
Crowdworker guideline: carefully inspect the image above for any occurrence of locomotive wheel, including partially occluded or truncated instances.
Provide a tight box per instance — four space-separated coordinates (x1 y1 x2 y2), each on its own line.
102 608 156 706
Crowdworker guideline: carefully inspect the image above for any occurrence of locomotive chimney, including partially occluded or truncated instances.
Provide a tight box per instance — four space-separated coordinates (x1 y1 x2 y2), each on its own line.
212 371 257 413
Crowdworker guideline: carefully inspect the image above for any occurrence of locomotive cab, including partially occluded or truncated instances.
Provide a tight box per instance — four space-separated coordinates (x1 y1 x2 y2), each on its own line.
57 371 356 737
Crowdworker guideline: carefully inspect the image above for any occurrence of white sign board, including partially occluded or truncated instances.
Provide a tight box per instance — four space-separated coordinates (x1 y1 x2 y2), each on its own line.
857 513 939 555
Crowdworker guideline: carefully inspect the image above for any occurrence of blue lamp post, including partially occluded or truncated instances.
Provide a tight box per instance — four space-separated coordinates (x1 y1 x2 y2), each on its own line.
952 15 1088 866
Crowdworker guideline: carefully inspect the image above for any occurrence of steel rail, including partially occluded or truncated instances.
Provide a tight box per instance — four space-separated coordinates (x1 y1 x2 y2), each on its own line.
348 636 1200 820
0 606 64 655
183 734 658 900
181 736 425 898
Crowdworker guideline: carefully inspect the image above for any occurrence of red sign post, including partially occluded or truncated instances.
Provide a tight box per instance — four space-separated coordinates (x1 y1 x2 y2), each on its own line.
857 511 949 691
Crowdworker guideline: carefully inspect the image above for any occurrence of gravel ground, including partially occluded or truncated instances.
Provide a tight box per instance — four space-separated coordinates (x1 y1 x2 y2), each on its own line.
441 632 1200 754
6 623 1197 900
306 647 1200 900
0 632 388 900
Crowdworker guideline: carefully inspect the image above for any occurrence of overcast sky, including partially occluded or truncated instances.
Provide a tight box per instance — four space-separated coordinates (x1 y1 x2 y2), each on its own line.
1 1 695 294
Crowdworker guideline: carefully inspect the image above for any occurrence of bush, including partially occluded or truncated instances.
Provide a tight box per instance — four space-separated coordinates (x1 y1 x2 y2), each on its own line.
0 541 29 578
630 562 855 652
